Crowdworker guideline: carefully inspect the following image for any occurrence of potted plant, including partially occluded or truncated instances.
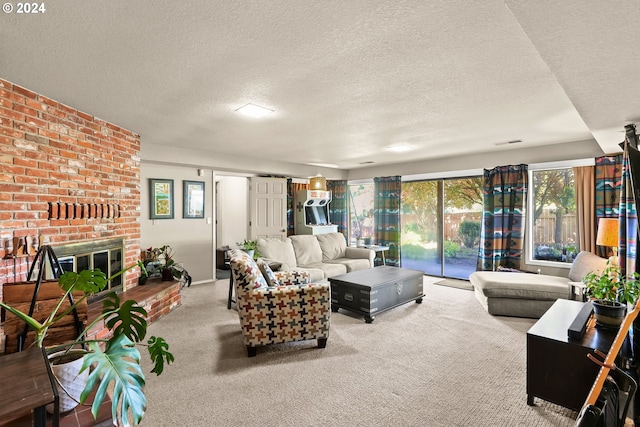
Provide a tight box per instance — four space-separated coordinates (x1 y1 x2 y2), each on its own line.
141 245 183 283
583 260 640 327
237 239 260 260
0 262 174 425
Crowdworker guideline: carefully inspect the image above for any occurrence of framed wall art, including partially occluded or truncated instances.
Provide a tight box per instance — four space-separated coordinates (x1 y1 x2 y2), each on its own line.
183 180 205 218
149 178 174 219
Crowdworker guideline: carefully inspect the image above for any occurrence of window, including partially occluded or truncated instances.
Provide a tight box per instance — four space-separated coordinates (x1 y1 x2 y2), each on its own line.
529 167 577 265
400 176 483 280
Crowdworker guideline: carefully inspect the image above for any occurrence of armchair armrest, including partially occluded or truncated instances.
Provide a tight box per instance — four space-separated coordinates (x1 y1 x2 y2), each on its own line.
274 270 310 286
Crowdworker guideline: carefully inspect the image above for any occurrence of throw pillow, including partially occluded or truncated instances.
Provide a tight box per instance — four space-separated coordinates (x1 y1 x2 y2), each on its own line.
256 258 280 287
229 249 268 290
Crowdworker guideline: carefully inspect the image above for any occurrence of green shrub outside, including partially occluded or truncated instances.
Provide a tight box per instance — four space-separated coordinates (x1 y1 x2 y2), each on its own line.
444 240 460 258
458 220 480 248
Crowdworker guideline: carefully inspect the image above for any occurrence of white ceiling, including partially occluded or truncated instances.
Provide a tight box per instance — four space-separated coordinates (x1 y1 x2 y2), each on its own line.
1 0 638 171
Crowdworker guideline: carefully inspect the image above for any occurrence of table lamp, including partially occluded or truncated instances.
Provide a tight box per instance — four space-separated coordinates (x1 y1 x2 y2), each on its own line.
596 217 619 265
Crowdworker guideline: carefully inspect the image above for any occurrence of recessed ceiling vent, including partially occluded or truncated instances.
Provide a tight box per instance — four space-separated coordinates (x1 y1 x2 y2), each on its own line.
495 139 523 146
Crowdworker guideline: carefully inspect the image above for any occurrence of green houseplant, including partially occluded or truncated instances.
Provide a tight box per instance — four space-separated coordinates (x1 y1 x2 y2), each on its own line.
0 262 174 425
141 245 183 283
583 260 640 327
237 239 260 260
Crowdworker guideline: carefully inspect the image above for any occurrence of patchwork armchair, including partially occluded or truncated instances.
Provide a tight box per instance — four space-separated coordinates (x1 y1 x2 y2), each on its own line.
228 249 331 357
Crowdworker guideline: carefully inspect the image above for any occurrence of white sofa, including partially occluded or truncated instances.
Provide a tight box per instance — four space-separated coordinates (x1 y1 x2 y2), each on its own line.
469 251 608 318
257 233 375 281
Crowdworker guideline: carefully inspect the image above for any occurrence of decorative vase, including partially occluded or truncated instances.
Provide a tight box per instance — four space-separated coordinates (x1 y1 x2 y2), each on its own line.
47 349 89 413
592 300 626 328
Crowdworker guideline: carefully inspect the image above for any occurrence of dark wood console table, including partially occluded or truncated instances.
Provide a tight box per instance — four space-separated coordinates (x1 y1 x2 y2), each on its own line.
526 299 618 411
0 347 59 427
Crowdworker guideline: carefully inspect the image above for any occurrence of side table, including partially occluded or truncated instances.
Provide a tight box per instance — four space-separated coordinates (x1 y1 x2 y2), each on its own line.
360 245 390 266
0 347 59 427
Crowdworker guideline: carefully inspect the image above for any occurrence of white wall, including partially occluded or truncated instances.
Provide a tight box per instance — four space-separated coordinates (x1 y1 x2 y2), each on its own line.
216 176 249 250
140 163 215 283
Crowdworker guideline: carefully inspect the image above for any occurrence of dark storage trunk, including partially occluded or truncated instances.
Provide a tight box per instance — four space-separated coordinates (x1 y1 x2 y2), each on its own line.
329 266 424 323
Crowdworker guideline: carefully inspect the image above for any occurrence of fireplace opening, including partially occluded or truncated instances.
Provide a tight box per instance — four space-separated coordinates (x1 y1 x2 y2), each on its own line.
51 238 125 302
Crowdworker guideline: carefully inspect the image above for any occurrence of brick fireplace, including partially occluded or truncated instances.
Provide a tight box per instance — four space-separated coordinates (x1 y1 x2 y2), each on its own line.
0 78 179 354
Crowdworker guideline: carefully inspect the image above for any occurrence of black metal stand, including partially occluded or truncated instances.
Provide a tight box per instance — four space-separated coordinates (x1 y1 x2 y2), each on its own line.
17 245 84 352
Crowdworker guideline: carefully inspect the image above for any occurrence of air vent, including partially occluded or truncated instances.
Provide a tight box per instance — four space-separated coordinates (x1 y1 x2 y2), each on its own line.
495 139 523 146
359 161 375 165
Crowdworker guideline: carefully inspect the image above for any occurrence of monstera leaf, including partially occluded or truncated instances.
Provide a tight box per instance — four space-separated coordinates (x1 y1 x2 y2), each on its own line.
103 292 148 342
80 335 147 426
147 336 174 375
59 268 108 294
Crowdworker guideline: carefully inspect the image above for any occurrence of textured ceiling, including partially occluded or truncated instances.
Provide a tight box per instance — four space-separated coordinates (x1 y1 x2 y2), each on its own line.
1 0 638 170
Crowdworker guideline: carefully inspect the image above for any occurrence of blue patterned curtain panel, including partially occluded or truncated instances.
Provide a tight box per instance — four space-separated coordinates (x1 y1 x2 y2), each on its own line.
374 176 401 267
619 146 638 277
328 180 348 235
595 155 623 257
477 164 528 271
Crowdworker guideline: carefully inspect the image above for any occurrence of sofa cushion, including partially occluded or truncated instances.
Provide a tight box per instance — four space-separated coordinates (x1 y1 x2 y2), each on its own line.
316 232 347 261
257 237 297 269
470 271 569 300
256 258 280 287
568 251 608 282
290 235 323 265
229 249 268 290
326 258 371 272
301 262 347 278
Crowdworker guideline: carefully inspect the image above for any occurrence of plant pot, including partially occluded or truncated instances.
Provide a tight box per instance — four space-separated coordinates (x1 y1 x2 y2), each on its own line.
243 249 255 259
592 300 626 328
162 268 174 281
47 349 89 413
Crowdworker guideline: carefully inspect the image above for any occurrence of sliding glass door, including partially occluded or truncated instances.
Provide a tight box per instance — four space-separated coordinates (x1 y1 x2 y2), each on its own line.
401 177 482 280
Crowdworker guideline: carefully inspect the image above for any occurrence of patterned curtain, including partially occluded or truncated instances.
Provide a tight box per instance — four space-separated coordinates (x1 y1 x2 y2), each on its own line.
373 176 401 267
327 180 348 236
287 180 308 236
477 164 528 271
595 155 623 257
619 144 638 278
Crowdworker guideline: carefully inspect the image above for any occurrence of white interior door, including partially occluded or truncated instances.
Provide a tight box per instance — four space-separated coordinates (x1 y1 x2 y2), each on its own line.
250 177 287 239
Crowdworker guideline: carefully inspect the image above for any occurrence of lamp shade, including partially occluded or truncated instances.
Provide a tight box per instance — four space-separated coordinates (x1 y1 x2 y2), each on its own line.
309 175 327 191
596 218 619 248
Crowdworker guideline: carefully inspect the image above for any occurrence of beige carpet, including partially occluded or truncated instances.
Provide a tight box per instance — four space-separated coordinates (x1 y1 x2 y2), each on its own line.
139 278 576 427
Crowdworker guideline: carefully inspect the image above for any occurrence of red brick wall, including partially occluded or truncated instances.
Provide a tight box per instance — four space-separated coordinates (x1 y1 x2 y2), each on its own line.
0 78 142 304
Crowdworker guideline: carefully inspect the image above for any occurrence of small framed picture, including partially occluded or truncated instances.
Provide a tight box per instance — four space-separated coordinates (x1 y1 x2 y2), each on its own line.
149 178 174 219
183 180 205 218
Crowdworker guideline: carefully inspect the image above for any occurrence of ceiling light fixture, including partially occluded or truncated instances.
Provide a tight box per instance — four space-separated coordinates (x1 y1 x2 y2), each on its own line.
386 144 413 152
306 163 339 169
235 103 274 119
309 175 327 191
